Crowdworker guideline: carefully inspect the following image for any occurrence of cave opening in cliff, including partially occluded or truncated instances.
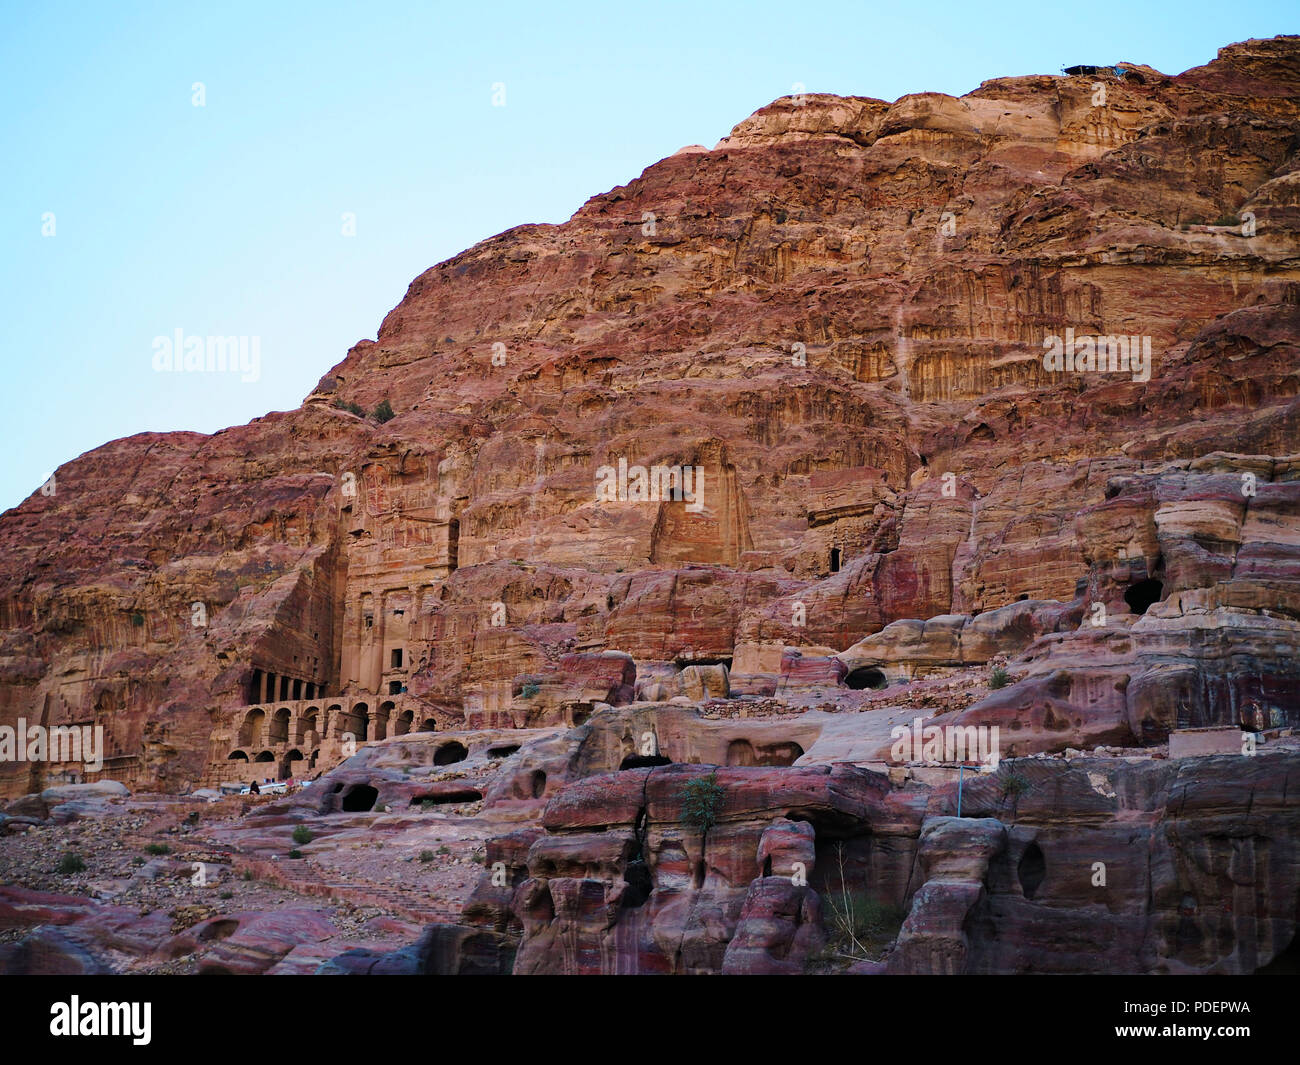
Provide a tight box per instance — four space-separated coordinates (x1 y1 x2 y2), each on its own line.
488 745 520 758
1124 578 1163 616
434 741 468 765
447 519 459 571
410 787 482 805
619 753 672 770
280 749 303 778
844 667 887 690
340 784 378 812
530 770 547 798
1018 842 1046 899
830 547 841 573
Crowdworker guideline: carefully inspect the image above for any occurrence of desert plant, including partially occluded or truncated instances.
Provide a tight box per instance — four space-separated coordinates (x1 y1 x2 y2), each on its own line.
145 842 170 856
989 666 1010 689
519 682 541 699
818 843 907 966
680 772 725 836
333 398 365 416
419 850 436 863
58 852 86 875
291 825 314 845
437 845 451 856
287 849 303 859
371 398 395 423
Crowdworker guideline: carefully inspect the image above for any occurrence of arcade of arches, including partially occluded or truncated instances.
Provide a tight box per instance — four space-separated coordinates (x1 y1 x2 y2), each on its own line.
204 694 441 786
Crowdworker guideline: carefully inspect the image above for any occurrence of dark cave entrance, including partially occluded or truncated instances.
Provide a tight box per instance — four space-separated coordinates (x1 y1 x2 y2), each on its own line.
619 753 672 770
340 784 378 812
434 741 468 765
1124 578 1163 616
844 667 887 691
1018 842 1046 899
830 547 841 573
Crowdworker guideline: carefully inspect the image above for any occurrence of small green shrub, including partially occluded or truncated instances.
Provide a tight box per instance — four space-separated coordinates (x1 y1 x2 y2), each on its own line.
58 852 86 875
218 890 234 900
291 825 314 845
989 666 1010 689
287 849 303 859
519 682 541 699
371 399 395 423
145 842 170 856
419 850 436 863
437 845 451 856
334 398 365 416
1000 769 1031 800
680 772 725 836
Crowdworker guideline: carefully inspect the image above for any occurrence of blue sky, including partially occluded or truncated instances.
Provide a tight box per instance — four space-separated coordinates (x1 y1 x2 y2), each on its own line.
1 1 1294 511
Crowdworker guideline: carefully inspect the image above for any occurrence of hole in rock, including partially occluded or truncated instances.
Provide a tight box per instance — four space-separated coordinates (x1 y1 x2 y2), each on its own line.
487 745 520 759
619 753 672 770
1124 578 1163 615
197 919 240 943
845 667 887 691
434 741 468 765
622 859 653 908
340 785 378 812
410 788 482 805
1018 842 1046 899
830 547 841 573
530 770 547 799
419 718 437 733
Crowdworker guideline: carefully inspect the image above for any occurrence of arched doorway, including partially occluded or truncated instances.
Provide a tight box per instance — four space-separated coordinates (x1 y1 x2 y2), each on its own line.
238 709 265 747
296 707 319 745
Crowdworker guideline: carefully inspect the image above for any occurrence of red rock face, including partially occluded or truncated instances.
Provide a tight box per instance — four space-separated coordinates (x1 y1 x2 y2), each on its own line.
0 36 1298 810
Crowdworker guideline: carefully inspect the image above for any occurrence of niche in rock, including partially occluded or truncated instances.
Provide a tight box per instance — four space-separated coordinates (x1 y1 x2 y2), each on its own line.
434 741 468 765
409 788 482 805
1124 578 1163 616
619 753 672 770
845 667 887 690
340 784 378 812
1018 842 1046 899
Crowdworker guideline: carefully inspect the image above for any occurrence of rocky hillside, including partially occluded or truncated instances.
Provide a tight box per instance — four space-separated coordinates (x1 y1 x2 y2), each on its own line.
1 35 1297 800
